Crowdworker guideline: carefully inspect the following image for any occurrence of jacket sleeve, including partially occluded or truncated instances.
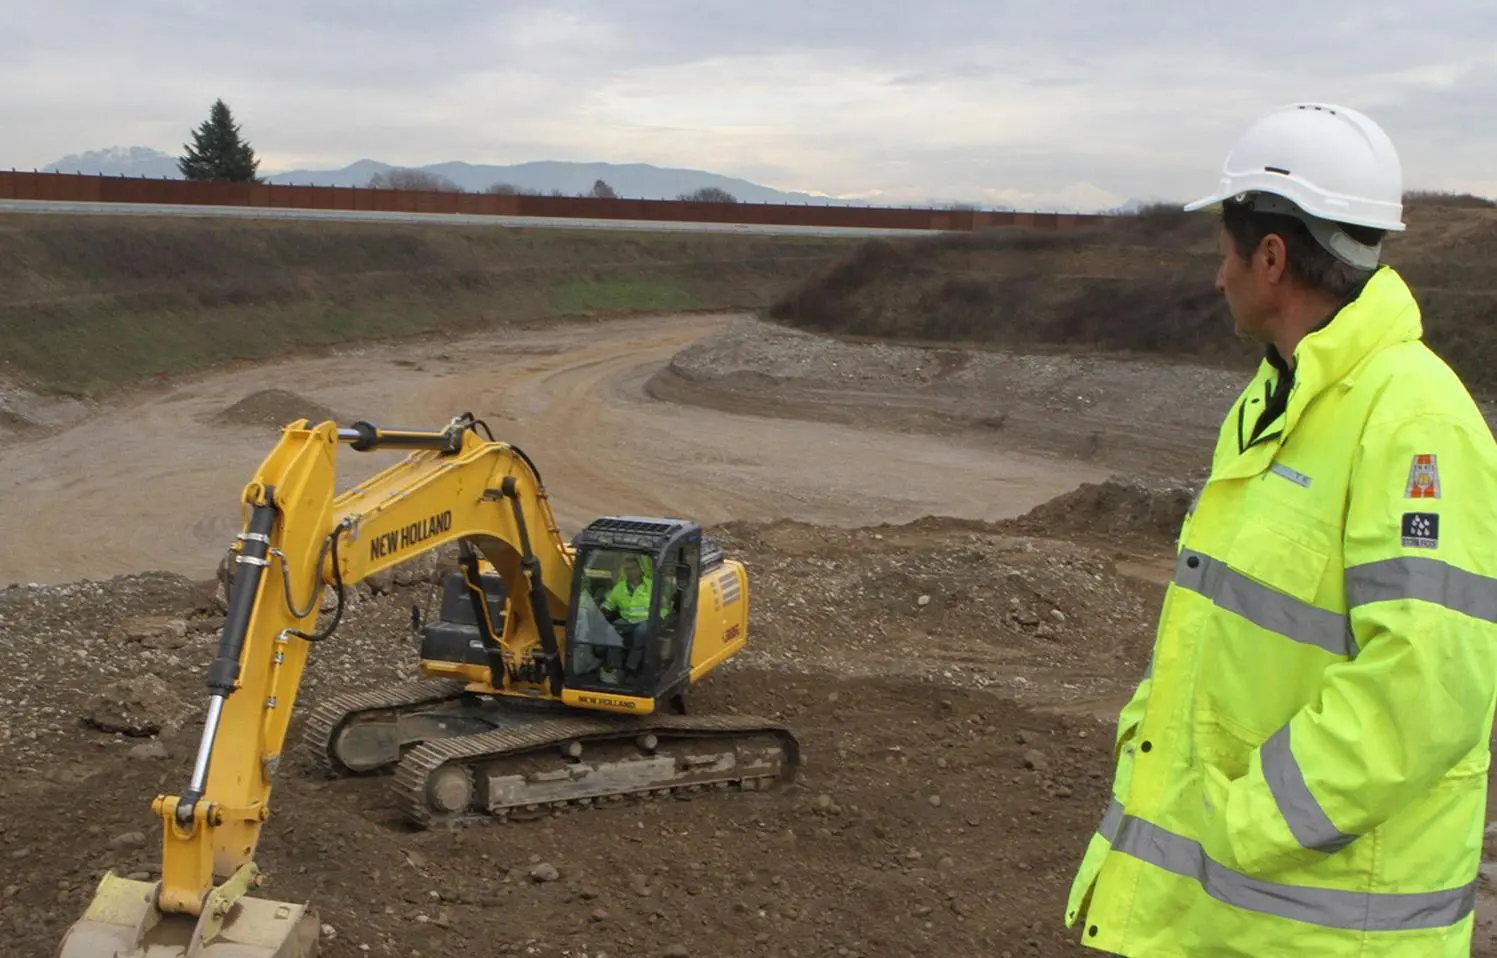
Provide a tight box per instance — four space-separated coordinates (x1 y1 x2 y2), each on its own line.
600 580 622 611
1115 673 1151 765
1215 411 1497 875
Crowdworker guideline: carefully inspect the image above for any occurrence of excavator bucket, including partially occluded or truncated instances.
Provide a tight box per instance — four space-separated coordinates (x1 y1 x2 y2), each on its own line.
55 871 320 958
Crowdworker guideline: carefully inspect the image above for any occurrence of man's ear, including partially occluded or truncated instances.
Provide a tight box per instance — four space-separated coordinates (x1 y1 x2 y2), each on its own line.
1259 233 1288 284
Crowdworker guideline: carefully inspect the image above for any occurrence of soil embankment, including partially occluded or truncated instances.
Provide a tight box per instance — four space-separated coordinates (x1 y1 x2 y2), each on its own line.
765 195 1497 393
0 212 859 398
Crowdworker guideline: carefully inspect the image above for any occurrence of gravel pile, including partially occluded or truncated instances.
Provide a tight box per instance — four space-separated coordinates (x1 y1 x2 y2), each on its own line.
669 317 1249 429
711 517 1157 710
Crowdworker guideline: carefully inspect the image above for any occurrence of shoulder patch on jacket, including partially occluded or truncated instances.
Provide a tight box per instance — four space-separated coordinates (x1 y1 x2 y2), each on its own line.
1404 454 1441 499
1401 512 1440 549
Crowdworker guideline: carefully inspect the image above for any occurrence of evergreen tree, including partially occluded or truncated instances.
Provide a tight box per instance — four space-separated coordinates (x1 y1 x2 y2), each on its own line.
178 99 261 182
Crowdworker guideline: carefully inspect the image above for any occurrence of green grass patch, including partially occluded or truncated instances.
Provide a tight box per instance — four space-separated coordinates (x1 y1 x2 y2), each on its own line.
549 279 701 316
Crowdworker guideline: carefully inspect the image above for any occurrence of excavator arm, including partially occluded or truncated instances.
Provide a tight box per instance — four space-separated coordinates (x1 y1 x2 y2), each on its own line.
58 412 579 957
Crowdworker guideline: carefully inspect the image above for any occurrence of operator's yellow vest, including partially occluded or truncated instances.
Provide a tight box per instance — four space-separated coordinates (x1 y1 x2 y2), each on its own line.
1066 266 1497 956
608 578 653 622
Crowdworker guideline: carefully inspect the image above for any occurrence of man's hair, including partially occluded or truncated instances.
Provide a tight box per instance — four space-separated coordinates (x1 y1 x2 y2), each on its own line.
1221 199 1385 300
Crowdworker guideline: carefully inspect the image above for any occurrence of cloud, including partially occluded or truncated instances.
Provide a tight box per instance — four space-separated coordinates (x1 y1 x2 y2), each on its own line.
4 0 1496 209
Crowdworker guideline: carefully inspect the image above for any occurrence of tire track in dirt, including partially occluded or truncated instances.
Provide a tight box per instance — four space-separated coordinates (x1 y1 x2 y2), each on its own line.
0 312 1111 586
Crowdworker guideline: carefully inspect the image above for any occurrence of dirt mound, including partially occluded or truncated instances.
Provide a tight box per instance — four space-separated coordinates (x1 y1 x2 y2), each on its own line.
1001 475 1200 548
711 516 1160 709
0 383 92 443
212 388 342 429
653 315 1242 479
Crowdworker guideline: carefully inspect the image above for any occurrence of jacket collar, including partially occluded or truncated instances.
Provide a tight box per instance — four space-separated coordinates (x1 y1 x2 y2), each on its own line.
1270 265 1421 435
1287 266 1420 393
1215 266 1421 478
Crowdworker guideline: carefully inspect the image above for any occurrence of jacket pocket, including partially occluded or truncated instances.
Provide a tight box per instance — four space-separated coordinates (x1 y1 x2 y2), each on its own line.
1192 710 1263 783
1223 512 1332 607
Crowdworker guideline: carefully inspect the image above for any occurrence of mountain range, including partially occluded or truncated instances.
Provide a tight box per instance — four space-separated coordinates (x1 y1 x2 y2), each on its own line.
41 147 871 206
39 146 1159 213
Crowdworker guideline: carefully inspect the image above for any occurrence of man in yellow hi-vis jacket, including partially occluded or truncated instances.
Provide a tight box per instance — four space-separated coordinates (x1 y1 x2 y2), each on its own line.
1064 102 1497 956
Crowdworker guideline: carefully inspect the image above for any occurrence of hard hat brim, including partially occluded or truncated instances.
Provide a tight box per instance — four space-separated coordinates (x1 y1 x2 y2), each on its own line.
1182 192 1229 213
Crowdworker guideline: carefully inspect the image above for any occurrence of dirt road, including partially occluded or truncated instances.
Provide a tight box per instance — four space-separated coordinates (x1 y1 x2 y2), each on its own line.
0 313 1111 587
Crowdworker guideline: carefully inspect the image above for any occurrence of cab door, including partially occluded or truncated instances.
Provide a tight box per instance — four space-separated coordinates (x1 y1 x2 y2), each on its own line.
648 534 700 699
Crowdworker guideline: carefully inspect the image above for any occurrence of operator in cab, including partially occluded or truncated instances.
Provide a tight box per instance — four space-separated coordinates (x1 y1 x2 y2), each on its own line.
598 555 654 682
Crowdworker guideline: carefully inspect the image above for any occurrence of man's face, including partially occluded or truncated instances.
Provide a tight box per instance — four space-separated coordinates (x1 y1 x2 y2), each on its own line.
1216 226 1268 341
623 560 641 587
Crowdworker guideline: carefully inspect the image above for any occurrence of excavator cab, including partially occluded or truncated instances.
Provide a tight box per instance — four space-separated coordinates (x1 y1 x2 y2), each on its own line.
413 515 714 711
563 517 703 706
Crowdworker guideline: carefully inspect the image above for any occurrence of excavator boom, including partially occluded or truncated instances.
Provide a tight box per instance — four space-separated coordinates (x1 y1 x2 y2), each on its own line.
56 412 797 958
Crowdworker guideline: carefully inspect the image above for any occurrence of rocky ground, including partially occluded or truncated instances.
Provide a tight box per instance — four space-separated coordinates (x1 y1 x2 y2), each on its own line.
4 311 1497 957
0 479 1193 958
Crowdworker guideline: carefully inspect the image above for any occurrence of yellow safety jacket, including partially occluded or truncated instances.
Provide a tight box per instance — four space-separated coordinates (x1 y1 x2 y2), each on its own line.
603 575 653 623
1065 266 1497 956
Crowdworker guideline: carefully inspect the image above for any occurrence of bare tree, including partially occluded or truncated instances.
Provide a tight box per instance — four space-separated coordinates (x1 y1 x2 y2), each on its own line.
588 179 618 199
678 187 738 204
367 168 463 192
484 181 541 196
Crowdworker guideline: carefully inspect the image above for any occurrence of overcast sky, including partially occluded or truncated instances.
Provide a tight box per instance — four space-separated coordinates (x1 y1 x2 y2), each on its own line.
6 0 1496 209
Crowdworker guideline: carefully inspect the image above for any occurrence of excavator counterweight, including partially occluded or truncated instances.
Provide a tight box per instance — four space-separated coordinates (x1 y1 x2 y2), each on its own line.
55 412 798 958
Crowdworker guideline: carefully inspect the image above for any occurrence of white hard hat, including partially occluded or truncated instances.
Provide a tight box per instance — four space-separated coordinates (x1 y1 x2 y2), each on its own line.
1184 103 1406 263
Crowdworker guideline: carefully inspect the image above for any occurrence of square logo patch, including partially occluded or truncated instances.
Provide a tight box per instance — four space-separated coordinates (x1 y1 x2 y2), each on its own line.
1401 511 1439 549
1404 454 1441 499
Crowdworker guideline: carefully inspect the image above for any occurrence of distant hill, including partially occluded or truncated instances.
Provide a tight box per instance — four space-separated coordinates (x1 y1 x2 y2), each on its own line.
37 146 867 206
42 147 182 179
267 158 871 206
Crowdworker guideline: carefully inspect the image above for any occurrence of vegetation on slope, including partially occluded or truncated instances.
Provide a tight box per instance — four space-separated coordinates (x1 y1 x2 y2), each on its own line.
769 193 1497 392
0 214 857 396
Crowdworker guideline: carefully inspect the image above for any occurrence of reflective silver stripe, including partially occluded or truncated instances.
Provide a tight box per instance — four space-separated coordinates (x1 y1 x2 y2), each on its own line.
1106 809 1476 931
1346 556 1497 624
1261 725 1357 853
1268 462 1312 488
1099 797 1124 842
1174 549 1353 656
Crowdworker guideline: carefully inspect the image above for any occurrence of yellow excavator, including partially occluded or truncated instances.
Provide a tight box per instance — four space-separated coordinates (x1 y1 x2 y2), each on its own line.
56 411 798 958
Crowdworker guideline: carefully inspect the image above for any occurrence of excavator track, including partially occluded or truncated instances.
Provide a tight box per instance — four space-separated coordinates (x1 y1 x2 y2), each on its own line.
301 678 473 775
392 711 801 828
